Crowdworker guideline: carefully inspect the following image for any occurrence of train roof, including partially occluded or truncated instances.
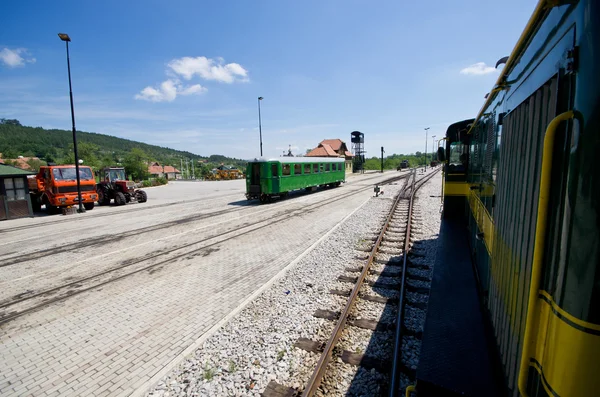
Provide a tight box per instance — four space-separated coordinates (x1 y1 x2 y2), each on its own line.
248 157 346 164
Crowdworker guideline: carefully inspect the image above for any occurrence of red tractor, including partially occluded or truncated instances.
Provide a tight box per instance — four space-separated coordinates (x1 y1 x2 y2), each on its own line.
96 167 147 206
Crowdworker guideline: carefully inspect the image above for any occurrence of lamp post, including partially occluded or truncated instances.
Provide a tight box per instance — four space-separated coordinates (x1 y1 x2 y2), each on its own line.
431 135 436 166
258 97 263 157
58 33 84 213
424 127 430 171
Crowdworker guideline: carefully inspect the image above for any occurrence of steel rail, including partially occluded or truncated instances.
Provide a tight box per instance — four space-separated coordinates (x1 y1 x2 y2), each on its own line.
302 172 414 396
389 168 440 396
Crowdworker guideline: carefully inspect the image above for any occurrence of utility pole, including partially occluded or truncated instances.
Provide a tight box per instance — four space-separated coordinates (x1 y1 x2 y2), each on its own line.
424 127 430 171
58 33 84 213
381 146 385 173
186 159 190 179
258 97 264 157
180 158 184 179
192 159 195 179
431 135 437 166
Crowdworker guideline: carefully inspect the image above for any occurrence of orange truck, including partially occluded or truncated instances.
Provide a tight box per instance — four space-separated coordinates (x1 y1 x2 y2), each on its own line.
28 165 97 213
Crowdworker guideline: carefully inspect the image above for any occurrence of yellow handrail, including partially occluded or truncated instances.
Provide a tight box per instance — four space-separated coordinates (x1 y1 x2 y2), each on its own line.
439 137 448 202
467 0 556 135
517 110 575 396
405 384 416 397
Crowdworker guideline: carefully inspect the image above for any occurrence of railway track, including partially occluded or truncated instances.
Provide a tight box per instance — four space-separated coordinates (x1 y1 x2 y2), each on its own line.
0 173 412 326
263 168 440 397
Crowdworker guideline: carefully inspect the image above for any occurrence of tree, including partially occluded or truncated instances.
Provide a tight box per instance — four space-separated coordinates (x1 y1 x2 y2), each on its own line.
60 142 101 169
0 118 21 126
123 148 150 181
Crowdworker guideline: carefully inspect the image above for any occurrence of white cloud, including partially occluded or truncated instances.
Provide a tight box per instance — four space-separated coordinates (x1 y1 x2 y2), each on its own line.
167 56 249 83
460 62 497 75
134 79 206 102
136 55 245 102
179 84 206 95
0 48 36 68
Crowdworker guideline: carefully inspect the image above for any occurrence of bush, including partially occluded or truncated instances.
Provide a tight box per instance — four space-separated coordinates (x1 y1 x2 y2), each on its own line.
142 180 152 187
155 177 168 185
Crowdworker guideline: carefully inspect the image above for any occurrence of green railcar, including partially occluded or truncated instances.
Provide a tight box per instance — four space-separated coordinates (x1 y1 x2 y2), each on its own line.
245 157 345 203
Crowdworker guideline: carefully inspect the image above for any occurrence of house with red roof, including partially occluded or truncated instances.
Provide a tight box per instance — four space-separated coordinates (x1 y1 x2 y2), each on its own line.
306 139 354 173
148 162 181 179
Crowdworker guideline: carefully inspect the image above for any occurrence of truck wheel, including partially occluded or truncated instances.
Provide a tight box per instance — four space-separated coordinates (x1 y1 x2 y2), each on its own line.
43 197 58 215
31 197 42 212
115 192 126 206
136 190 147 203
84 202 94 211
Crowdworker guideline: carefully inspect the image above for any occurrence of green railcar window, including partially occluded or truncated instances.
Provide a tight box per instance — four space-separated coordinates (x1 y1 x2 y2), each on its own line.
304 164 311 174
325 164 330 172
282 164 291 176
313 164 319 173
319 164 324 172
271 164 278 176
294 164 301 175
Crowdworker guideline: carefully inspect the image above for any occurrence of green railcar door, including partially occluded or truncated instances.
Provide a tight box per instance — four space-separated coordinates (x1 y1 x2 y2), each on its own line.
270 163 280 193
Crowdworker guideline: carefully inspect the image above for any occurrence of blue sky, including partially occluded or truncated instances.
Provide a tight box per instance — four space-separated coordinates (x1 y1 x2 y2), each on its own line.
0 0 537 160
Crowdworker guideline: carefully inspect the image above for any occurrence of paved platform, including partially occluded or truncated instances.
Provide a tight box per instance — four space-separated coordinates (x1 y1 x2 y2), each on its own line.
416 218 502 397
0 172 396 396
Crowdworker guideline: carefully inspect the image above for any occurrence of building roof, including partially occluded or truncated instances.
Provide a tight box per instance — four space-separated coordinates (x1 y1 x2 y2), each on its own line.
0 163 36 177
306 143 340 157
320 139 345 151
344 151 354 157
148 163 181 175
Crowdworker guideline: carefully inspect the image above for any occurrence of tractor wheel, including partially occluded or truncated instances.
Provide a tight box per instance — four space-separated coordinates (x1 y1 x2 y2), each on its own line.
115 192 126 206
84 202 95 211
125 194 131 203
136 190 148 203
97 188 110 206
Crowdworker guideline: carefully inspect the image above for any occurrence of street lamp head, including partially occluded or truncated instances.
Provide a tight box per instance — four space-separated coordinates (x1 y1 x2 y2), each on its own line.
258 96 263 101
58 33 71 42
424 127 430 131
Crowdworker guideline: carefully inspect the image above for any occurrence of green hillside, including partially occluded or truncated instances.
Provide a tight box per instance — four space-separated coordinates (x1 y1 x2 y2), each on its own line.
0 119 248 178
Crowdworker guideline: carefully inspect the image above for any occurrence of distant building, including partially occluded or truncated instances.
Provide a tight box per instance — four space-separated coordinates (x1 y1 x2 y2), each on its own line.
0 164 35 220
306 139 354 173
148 162 181 179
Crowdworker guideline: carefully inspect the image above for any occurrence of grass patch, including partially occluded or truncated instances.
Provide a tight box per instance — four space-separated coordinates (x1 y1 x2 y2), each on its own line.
203 365 216 381
228 360 236 373
277 350 285 361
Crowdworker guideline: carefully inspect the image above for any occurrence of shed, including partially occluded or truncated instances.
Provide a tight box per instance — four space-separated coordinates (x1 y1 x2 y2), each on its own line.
0 164 35 221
